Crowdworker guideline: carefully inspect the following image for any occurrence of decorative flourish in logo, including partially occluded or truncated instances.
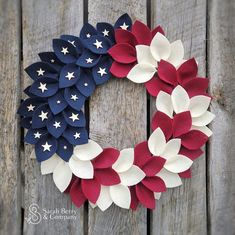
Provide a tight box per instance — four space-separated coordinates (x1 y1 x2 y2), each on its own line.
25 203 42 224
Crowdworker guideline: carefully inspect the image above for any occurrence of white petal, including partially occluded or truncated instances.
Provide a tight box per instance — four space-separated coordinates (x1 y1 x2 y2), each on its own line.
189 95 211 117
110 184 131 209
164 154 193 173
136 45 156 67
167 40 184 67
191 125 213 137
96 186 113 211
192 111 215 126
69 155 94 179
150 33 171 61
148 128 166 156
156 91 173 118
30 150 36 159
74 139 103 161
89 202 97 209
162 139 181 160
157 168 182 188
112 148 134 173
53 161 72 192
154 192 161 200
127 64 156 83
171 85 190 113
119 165 146 186
41 154 61 175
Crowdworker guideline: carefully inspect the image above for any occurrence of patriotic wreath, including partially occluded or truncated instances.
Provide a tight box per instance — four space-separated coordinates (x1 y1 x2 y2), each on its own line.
18 14 214 210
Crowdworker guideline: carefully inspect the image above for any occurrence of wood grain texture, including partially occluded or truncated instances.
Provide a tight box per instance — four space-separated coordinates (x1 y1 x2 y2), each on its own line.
22 1 84 234
88 1 147 234
208 0 235 234
0 1 21 235
150 1 207 234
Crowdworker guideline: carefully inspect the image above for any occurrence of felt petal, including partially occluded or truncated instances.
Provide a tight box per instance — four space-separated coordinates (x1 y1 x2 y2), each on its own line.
56 137 73 162
41 154 61 175
63 126 88 145
134 141 152 167
118 165 145 186
191 125 213 137
179 169 192 178
136 45 156 66
152 25 165 37
189 95 211 117
114 13 132 30
127 63 156 83
142 157 166 176
73 139 102 161
157 168 182 188
38 52 63 72
142 176 166 192
92 148 120 169
148 128 166 156
96 186 113 211
48 91 68 115
60 35 83 54
70 179 86 208
96 22 115 43
192 111 215 126
115 29 137 46
46 114 67 138
76 49 101 68
135 183 155 209
110 61 135 78
161 139 181 160
167 40 184 67
132 20 152 45
181 130 208 150
151 111 173 140
81 178 101 203
130 187 139 210
21 117 32 129
63 107 86 127
164 154 193 173
95 168 120 186
156 91 173 118
150 33 171 61
108 43 136 64
171 85 190 113
110 184 131 209
53 160 72 192
80 23 97 40
59 64 80 88
69 155 94 179
172 111 192 137
179 147 203 160
24 127 47 144
112 148 134 173
154 192 161 200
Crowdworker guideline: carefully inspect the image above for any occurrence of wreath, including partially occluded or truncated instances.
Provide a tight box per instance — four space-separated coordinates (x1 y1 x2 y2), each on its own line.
18 14 214 211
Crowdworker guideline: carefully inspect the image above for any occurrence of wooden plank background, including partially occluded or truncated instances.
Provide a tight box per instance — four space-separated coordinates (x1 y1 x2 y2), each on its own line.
0 0 234 234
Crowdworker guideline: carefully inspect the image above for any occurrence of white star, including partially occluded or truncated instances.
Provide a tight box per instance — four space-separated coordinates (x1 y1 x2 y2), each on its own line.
68 40 76 47
38 82 48 93
71 94 79 101
34 132 41 139
27 104 35 112
102 29 109 37
74 132 81 139
37 68 45 76
97 67 107 77
69 113 79 122
65 72 75 80
42 142 52 152
38 111 48 121
86 33 91 38
50 59 55 63
93 39 103 49
63 145 67 150
84 83 88 87
61 47 69 55
86 58 93 64
56 100 61 104
120 22 129 30
53 121 61 129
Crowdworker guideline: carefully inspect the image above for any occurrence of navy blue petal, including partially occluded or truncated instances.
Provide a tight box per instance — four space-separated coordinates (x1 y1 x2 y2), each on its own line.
21 117 32 129
63 126 88 145
24 127 47 144
96 22 115 43
48 91 68 115
46 114 67 138
60 35 83 54
32 104 51 129
56 137 73 161
114 13 132 30
76 49 101 68
63 107 86 127
59 64 80 88
80 23 97 40
24 86 36 97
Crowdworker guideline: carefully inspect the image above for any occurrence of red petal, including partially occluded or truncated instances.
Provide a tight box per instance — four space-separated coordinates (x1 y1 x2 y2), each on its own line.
180 130 208 150
115 29 138 47
131 20 152 45
81 178 101 204
158 60 178 86
92 148 120 169
177 58 198 83
134 141 152 167
130 186 139 210
70 178 86 208
179 147 203 160
136 183 156 209
95 168 120 186
145 76 173 97
142 176 166 192
183 77 209 98
151 25 165 37
142 157 166 176
172 111 192 137
179 169 192 178
64 175 76 193
108 43 136 64
110 61 136 78
151 111 173 140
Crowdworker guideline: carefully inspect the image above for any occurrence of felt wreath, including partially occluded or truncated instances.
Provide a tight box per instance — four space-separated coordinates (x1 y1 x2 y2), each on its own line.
18 14 214 210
